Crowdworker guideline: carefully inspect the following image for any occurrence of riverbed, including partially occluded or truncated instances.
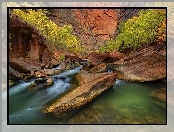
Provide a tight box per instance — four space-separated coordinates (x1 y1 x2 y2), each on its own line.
7 67 166 124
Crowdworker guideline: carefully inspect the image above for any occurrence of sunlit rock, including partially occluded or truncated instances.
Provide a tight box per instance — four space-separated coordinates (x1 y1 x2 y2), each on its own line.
46 71 117 115
115 48 166 82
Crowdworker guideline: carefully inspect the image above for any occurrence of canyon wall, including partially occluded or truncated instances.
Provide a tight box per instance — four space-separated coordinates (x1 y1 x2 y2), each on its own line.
9 9 141 60
49 9 140 50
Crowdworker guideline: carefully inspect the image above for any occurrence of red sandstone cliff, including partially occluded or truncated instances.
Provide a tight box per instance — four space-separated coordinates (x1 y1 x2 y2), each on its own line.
9 9 140 60
49 9 140 50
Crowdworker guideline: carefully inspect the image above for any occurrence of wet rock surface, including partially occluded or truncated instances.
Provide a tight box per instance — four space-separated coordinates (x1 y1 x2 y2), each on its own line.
34 68 62 78
9 55 81 82
46 78 54 86
27 77 54 90
46 71 117 116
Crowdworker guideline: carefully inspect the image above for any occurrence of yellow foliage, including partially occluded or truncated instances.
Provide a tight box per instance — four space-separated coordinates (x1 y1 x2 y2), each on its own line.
10 9 86 55
155 19 166 44
97 9 166 53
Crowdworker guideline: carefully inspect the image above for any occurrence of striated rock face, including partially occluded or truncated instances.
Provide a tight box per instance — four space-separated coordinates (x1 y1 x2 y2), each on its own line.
46 71 117 115
9 17 60 69
90 63 107 73
9 9 141 60
87 52 109 66
49 9 118 50
49 9 141 51
9 17 46 60
9 66 23 80
9 58 41 73
117 9 141 24
73 9 118 50
9 9 141 63
115 48 166 82
87 51 125 66
28 34 45 61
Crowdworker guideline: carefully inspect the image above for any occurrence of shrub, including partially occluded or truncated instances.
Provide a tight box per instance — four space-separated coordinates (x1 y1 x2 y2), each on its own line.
155 18 166 44
97 9 166 53
59 54 65 60
10 9 85 55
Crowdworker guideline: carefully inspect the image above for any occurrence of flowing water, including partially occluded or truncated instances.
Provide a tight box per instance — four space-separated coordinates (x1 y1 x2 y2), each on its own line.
7 67 166 124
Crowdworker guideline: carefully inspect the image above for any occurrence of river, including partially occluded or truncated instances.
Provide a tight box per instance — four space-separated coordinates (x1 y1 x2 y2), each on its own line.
7 67 166 124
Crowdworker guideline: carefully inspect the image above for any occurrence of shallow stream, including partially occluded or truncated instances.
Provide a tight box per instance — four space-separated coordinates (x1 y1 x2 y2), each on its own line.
7 67 166 124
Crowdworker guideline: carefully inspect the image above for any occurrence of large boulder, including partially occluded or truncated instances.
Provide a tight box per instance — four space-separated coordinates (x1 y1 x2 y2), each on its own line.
87 52 109 66
114 48 166 82
90 63 107 73
9 65 23 80
46 71 117 116
9 58 41 73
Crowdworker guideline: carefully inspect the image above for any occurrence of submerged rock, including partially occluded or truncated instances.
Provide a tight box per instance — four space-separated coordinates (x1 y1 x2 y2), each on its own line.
27 82 38 90
34 78 48 83
46 71 117 116
150 88 166 103
152 99 166 109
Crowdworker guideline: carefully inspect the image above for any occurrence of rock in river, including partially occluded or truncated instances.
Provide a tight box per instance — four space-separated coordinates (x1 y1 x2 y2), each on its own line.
114 48 166 82
150 88 166 103
46 71 117 115
46 78 54 86
28 77 54 90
